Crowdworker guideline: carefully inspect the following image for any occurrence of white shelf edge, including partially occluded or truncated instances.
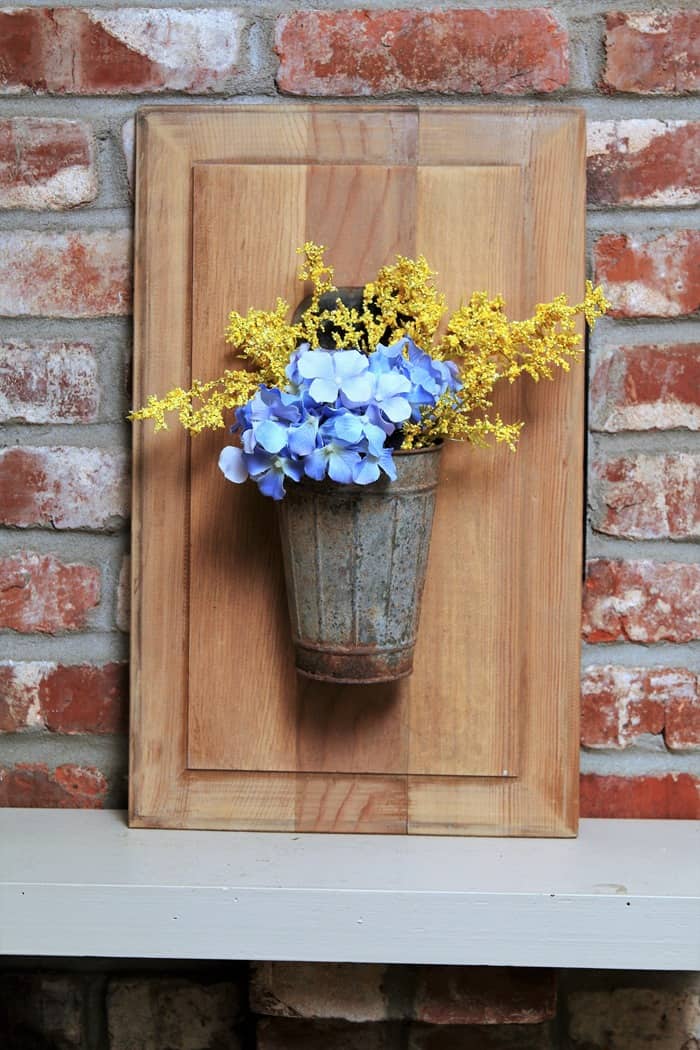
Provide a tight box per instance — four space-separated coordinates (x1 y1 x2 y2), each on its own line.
1 810 698 969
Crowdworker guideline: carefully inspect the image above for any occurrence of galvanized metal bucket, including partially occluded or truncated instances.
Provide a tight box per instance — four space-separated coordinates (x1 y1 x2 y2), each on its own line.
276 444 443 684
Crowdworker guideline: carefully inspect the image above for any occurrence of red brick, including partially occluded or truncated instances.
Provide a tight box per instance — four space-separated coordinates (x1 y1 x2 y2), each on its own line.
0 230 131 317
274 10 568 96
0 661 43 730
107 978 242 1050
580 666 695 749
251 963 386 1022
568 978 700 1049
0 660 127 733
665 690 700 751
590 453 699 540
0 117 96 209
603 12 700 95
590 344 700 432
580 773 700 819
0 341 99 423
0 552 100 632
587 120 700 207
0 762 107 807
41 662 127 733
0 973 87 1048
414 968 556 1025
0 8 244 95
582 560 700 644
252 964 556 1025
0 446 129 530
594 231 700 317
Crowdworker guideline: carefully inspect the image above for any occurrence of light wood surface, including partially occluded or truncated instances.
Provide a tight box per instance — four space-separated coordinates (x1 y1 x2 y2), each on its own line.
130 105 585 834
4 810 699 969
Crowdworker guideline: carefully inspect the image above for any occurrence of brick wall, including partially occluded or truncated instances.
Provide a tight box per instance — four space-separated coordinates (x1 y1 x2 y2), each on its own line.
0 2 697 1048
2 963 700 1049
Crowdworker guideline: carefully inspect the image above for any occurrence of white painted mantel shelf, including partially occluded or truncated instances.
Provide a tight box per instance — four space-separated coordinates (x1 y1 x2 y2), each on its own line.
1 810 698 970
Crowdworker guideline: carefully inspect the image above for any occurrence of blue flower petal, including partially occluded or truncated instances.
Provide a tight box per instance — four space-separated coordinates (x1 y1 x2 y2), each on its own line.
281 458 303 482
380 395 412 423
218 445 248 484
376 372 412 397
309 377 339 404
288 417 318 457
366 401 395 436
364 422 387 457
257 469 285 501
304 449 328 481
331 413 364 445
246 450 274 476
298 349 335 381
327 448 360 484
378 449 397 480
255 419 288 454
340 374 374 405
241 428 257 453
353 457 381 485
334 349 369 379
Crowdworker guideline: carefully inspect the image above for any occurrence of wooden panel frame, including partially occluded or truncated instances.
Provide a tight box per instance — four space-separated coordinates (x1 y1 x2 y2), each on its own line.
130 104 585 835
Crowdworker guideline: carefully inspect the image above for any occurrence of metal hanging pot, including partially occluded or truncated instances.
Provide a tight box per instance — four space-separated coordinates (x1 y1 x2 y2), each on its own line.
276 443 442 684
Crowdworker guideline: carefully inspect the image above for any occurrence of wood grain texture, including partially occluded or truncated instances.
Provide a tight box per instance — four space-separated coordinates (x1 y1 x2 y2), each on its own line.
187 163 415 782
188 164 305 774
407 165 524 780
295 774 407 834
130 105 585 835
409 115 585 836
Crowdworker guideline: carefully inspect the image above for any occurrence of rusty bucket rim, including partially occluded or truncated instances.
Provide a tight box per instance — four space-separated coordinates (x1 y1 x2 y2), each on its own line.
392 441 443 457
297 666 414 685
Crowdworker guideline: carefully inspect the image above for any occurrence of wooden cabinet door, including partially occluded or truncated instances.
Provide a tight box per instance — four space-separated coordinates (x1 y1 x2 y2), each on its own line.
130 105 584 835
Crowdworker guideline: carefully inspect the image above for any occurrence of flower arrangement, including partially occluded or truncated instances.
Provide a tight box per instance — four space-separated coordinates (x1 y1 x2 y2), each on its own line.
131 244 608 500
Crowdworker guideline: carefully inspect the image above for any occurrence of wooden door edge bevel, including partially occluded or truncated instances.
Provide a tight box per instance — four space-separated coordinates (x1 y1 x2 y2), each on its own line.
131 778 575 837
128 109 150 827
129 109 195 827
129 104 585 835
407 779 578 838
134 102 588 120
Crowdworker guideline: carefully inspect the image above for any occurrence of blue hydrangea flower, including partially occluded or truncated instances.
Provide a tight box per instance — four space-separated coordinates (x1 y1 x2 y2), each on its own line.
218 445 248 484
369 370 412 423
284 343 310 393
297 348 373 405
403 339 461 420
352 448 397 485
304 440 361 484
236 386 301 430
368 340 405 374
219 339 460 499
219 445 302 501
248 450 303 501
287 416 319 457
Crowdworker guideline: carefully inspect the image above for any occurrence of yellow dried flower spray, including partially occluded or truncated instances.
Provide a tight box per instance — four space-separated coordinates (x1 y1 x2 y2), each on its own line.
131 243 608 451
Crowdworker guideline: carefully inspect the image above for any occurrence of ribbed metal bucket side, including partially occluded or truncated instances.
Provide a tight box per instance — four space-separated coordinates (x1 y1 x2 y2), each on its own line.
276 444 443 683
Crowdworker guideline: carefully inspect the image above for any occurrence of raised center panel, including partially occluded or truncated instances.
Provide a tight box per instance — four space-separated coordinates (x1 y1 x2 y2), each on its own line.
186 161 524 780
